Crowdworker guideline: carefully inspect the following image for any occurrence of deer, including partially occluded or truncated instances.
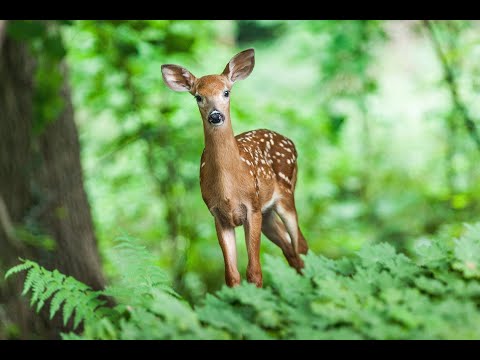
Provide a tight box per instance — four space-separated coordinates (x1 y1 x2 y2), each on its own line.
161 49 308 288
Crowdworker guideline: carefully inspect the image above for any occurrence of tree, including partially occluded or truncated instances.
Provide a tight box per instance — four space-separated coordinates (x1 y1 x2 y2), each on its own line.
0 20 104 339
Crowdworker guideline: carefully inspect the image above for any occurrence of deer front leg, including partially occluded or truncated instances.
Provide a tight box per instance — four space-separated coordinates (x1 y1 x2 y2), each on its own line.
215 218 241 287
244 210 263 287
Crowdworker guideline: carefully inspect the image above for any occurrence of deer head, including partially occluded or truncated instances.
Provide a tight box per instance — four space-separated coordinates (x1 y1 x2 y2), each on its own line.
161 49 255 130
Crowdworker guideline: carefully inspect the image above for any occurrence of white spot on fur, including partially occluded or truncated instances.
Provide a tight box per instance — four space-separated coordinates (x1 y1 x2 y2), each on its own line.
278 172 292 184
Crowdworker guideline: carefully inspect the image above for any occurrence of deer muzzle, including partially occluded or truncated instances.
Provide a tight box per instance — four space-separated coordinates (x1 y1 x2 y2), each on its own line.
208 110 224 126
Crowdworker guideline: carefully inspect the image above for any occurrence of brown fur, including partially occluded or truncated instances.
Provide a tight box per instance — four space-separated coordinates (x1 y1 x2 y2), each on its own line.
162 49 309 287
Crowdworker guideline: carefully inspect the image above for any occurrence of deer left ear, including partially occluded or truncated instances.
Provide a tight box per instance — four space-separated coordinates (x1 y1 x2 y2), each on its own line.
161 64 197 92
222 48 255 83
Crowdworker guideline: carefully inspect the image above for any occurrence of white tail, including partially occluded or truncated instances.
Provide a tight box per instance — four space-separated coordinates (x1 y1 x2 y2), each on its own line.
162 49 308 288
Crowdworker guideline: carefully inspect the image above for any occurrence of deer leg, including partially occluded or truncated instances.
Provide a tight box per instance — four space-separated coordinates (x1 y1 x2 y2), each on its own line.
215 218 240 287
261 210 304 272
276 197 309 258
297 226 309 255
243 210 263 287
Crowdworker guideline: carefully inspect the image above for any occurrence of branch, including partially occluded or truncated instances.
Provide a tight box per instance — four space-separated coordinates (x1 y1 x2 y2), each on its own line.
423 20 480 153
0 195 14 238
0 195 23 250
0 20 7 53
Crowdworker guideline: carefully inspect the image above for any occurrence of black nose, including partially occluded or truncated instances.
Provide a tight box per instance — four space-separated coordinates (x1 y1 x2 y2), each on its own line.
208 111 224 124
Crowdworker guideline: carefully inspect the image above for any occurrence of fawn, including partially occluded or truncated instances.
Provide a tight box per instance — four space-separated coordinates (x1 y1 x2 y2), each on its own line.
162 49 308 287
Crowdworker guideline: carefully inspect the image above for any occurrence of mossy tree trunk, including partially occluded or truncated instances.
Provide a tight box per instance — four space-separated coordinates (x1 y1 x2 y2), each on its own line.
0 25 105 339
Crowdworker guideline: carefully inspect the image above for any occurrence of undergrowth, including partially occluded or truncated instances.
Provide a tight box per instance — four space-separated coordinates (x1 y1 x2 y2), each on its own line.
6 224 480 339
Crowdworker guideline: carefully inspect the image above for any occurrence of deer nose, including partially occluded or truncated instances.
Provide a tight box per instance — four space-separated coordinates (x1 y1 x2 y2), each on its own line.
208 110 224 125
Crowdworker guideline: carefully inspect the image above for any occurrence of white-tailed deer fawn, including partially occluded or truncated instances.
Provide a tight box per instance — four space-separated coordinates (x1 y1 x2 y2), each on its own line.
161 49 308 287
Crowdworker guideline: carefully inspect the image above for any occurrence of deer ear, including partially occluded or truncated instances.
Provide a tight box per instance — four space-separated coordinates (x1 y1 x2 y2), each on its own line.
222 48 255 83
161 64 197 92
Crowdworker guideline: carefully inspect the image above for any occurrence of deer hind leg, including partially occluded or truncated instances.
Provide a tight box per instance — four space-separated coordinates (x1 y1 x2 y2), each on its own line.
262 210 304 272
275 195 309 257
285 167 309 255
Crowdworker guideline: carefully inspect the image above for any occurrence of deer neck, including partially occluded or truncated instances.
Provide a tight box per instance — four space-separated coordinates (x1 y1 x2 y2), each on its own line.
202 115 241 173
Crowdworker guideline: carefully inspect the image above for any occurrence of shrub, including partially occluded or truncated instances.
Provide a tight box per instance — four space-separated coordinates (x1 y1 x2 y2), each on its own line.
6 224 480 339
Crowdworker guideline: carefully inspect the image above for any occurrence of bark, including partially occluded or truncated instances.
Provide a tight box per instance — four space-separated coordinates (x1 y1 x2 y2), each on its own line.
0 34 104 339
0 20 6 52
423 20 480 154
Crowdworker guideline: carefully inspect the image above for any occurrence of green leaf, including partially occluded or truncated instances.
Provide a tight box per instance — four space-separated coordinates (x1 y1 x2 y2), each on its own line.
414 237 450 268
453 224 480 278
43 34 67 60
6 21 46 41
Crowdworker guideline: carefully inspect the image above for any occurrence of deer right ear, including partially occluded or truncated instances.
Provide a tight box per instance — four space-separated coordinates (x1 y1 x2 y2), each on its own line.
222 48 255 83
161 64 197 92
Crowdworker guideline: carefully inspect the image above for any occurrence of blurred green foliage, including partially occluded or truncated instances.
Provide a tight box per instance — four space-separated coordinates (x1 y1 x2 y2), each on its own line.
8 223 480 339
54 20 480 299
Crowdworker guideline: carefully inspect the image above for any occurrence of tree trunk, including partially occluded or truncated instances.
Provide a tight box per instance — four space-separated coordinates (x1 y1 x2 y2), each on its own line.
0 34 104 339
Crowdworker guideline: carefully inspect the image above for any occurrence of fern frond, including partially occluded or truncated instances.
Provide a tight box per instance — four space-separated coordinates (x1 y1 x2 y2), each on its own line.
105 235 174 302
61 295 76 326
30 267 47 307
49 289 67 319
22 265 40 296
36 283 59 313
6 259 108 330
4 259 34 279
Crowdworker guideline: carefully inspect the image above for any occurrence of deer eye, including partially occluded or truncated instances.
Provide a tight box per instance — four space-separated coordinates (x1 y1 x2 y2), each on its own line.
195 95 202 102
223 90 230 98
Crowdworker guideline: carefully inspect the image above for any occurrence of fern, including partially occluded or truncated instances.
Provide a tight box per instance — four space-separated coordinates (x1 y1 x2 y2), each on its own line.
7 224 480 339
4 260 35 279
105 236 176 302
5 259 107 330
453 223 480 278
